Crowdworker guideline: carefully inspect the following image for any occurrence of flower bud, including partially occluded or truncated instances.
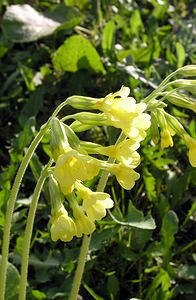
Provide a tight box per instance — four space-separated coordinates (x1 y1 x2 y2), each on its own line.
72 112 108 125
150 112 160 144
71 199 95 237
67 95 99 110
62 123 81 150
48 175 64 214
164 112 186 137
50 117 70 161
156 109 167 129
177 65 196 76
166 92 196 113
70 120 94 132
172 79 196 90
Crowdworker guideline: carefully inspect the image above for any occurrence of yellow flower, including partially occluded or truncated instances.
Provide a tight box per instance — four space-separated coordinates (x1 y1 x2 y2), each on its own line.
184 134 196 167
76 183 114 221
96 86 151 141
100 139 140 166
71 201 96 237
109 164 140 190
160 129 174 148
50 204 76 242
53 149 100 195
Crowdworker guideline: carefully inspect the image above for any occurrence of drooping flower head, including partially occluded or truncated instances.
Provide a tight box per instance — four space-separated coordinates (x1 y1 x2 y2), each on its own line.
48 175 76 242
50 205 76 242
71 199 96 237
160 128 174 148
75 182 114 222
108 163 140 190
53 149 100 195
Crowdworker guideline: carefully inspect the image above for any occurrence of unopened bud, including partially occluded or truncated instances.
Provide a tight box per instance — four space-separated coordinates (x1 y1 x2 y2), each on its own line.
164 112 186 137
50 117 70 161
67 95 99 110
156 109 167 130
71 112 107 125
62 123 81 150
70 120 94 132
172 79 196 91
48 175 64 214
166 92 196 113
177 65 196 77
150 111 160 144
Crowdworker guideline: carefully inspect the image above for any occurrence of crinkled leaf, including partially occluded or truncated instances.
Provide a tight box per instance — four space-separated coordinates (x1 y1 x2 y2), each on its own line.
2 5 60 42
2 4 82 43
52 35 106 74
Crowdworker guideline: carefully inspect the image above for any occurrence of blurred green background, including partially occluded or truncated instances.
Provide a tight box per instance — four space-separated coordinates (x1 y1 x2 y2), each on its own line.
0 1 196 299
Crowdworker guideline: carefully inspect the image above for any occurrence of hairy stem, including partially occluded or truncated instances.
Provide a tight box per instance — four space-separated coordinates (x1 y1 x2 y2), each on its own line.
0 124 49 300
19 159 52 300
68 132 125 300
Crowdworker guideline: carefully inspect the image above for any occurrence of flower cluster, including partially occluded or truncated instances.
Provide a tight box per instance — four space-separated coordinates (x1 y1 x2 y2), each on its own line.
150 108 196 167
48 87 151 242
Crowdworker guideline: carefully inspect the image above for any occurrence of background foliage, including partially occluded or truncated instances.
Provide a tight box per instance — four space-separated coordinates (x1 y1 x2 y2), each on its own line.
0 0 196 299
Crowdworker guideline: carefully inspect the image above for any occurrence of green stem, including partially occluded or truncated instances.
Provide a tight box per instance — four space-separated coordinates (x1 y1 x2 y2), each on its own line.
69 235 91 300
0 124 49 300
52 100 68 117
68 132 126 300
19 159 52 300
143 68 180 104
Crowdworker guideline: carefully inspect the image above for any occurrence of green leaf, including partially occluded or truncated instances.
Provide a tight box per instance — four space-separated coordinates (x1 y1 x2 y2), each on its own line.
146 268 171 300
102 20 115 56
131 228 152 250
0 256 20 300
16 117 35 151
52 35 106 74
125 201 156 229
107 274 119 299
143 167 157 202
175 42 186 68
19 88 43 126
130 10 144 35
161 210 179 250
31 290 47 300
161 210 179 237
64 0 88 10
90 227 119 251
177 265 196 280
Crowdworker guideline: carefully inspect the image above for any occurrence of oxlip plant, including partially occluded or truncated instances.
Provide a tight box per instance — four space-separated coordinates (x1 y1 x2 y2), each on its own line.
0 65 195 300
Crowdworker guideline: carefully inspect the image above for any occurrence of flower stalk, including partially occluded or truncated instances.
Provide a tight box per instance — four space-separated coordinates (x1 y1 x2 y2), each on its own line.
68 132 125 300
19 159 53 300
0 123 49 300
